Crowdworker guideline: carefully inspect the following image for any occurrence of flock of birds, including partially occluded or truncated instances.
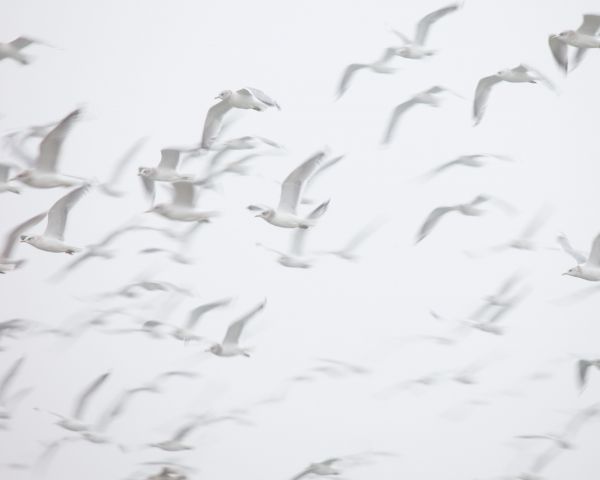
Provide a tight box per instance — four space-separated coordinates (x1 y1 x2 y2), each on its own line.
2 2 600 480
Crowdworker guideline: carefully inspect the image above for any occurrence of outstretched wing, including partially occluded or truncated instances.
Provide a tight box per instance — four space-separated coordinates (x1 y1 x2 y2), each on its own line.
381 99 419 144
336 64 367 99
158 149 180 171
241 87 280 109
548 35 568 73
2 211 46 259
572 14 600 70
223 300 266 346
201 101 232 149
185 298 231 329
415 206 455 243
586 233 600 267
414 3 460 45
72 372 110 420
278 151 325 214
44 185 89 240
0 357 25 402
36 109 81 172
473 75 501 125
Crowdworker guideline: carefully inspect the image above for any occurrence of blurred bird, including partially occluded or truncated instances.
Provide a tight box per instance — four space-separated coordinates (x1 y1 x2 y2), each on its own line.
0 36 47 65
20 185 89 254
419 154 513 181
99 137 148 197
146 182 219 222
549 14 600 72
577 358 600 390
0 211 46 272
0 164 20 194
473 64 556 125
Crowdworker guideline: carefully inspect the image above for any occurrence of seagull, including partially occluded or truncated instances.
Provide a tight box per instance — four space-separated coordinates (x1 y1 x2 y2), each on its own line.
325 219 385 261
0 36 45 65
473 64 556 125
419 154 513 181
207 300 266 357
390 3 461 59
99 137 147 197
149 421 200 451
171 298 232 343
336 47 403 99
138 222 205 265
248 151 330 228
563 233 600 281
146 182 219 222
577 358 600 389
382 86 457 144
11 109 89 188
258 201 330 268
20 185 89 254
415 194 490 243
200 87 280 149
138 148 195 197
290 458 341 480
46 372 111 432
549 14 600 73
0 164 20 194
0 211 46 272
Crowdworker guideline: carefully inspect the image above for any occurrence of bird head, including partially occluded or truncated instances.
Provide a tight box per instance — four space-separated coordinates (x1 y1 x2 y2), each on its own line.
137 167 153 177
207 344 221 355
215 90 232 100
563 265 582 278
19 235 35 244
247 204 272 218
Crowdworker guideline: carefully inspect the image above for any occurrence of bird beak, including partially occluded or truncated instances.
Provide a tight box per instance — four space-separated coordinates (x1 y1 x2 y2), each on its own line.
214 95 220 99
562 272 570 276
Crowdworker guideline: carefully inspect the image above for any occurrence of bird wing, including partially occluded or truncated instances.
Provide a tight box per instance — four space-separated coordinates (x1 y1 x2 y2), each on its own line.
472 75 501 125
578 360 591 389
222 300 266 346
290 201 330 255
201 100 232 149
339 219 384 254
185 298 231 329
381 98 419 144
158 148 180 171
520 63 557 92
106 137 147 185
586 233 600 266
548 35 568 73
172 420 199 442
563 404 600 437
556 234 586 264
415 206 455 243
9 37 35 51
0 163 10 182
240 87 280 108
336 64 367 99
72 371 110 420
44 185 89 240
172 182 196 207
0 357 24 402
290 468 312 480
2 211 46 259
278 151 325 214
414 3 460 45
572 14 600 69
36 109 81 172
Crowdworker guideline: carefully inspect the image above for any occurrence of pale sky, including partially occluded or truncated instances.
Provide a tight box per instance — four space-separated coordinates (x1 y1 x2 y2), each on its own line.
1 1 600 479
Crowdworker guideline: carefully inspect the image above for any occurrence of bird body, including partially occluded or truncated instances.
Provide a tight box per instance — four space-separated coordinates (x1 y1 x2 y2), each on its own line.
0 37 39 64
147 182 218 222
563 233 600 281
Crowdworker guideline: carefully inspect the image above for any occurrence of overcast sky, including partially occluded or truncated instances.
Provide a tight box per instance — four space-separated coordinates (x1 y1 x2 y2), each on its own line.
2 0 600 479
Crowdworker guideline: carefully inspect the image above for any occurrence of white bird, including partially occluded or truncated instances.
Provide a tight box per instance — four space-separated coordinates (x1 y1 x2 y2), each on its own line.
416 195 490 243
138 148 195 198
171 298 232 343
390 3 461 58
0 211 47 272
146 182 219 222
48 372 111 432
549 14 600 72
258 201 330 268
337 47 403 99
563 233 600 281
0 164 20 194
248 151 329 228
473 64 556 125
20 185 89 254
382 86 457 144
0 36 44 65
419 154 513 180
11 109 88 188
207 300 266 357
200 87 280 149
290 458 341 480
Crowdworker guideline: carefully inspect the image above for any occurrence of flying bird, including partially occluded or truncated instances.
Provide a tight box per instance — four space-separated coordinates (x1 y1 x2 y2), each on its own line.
290 458 341 480
0 36 46 65
20 185 89 254
473 64 556 125
138 149 195 196
171 298 232 343
11 109 89 188
99 137 148 197
0 164 20 194
419 154 513 180
549 14 600 72
382 86 458 144
146 182 219 222
248 151 330 228
390 3 461 58
415 195 490 243
207 300 266 357
563 233 600 281
577 358 600 389
200 87 280 149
